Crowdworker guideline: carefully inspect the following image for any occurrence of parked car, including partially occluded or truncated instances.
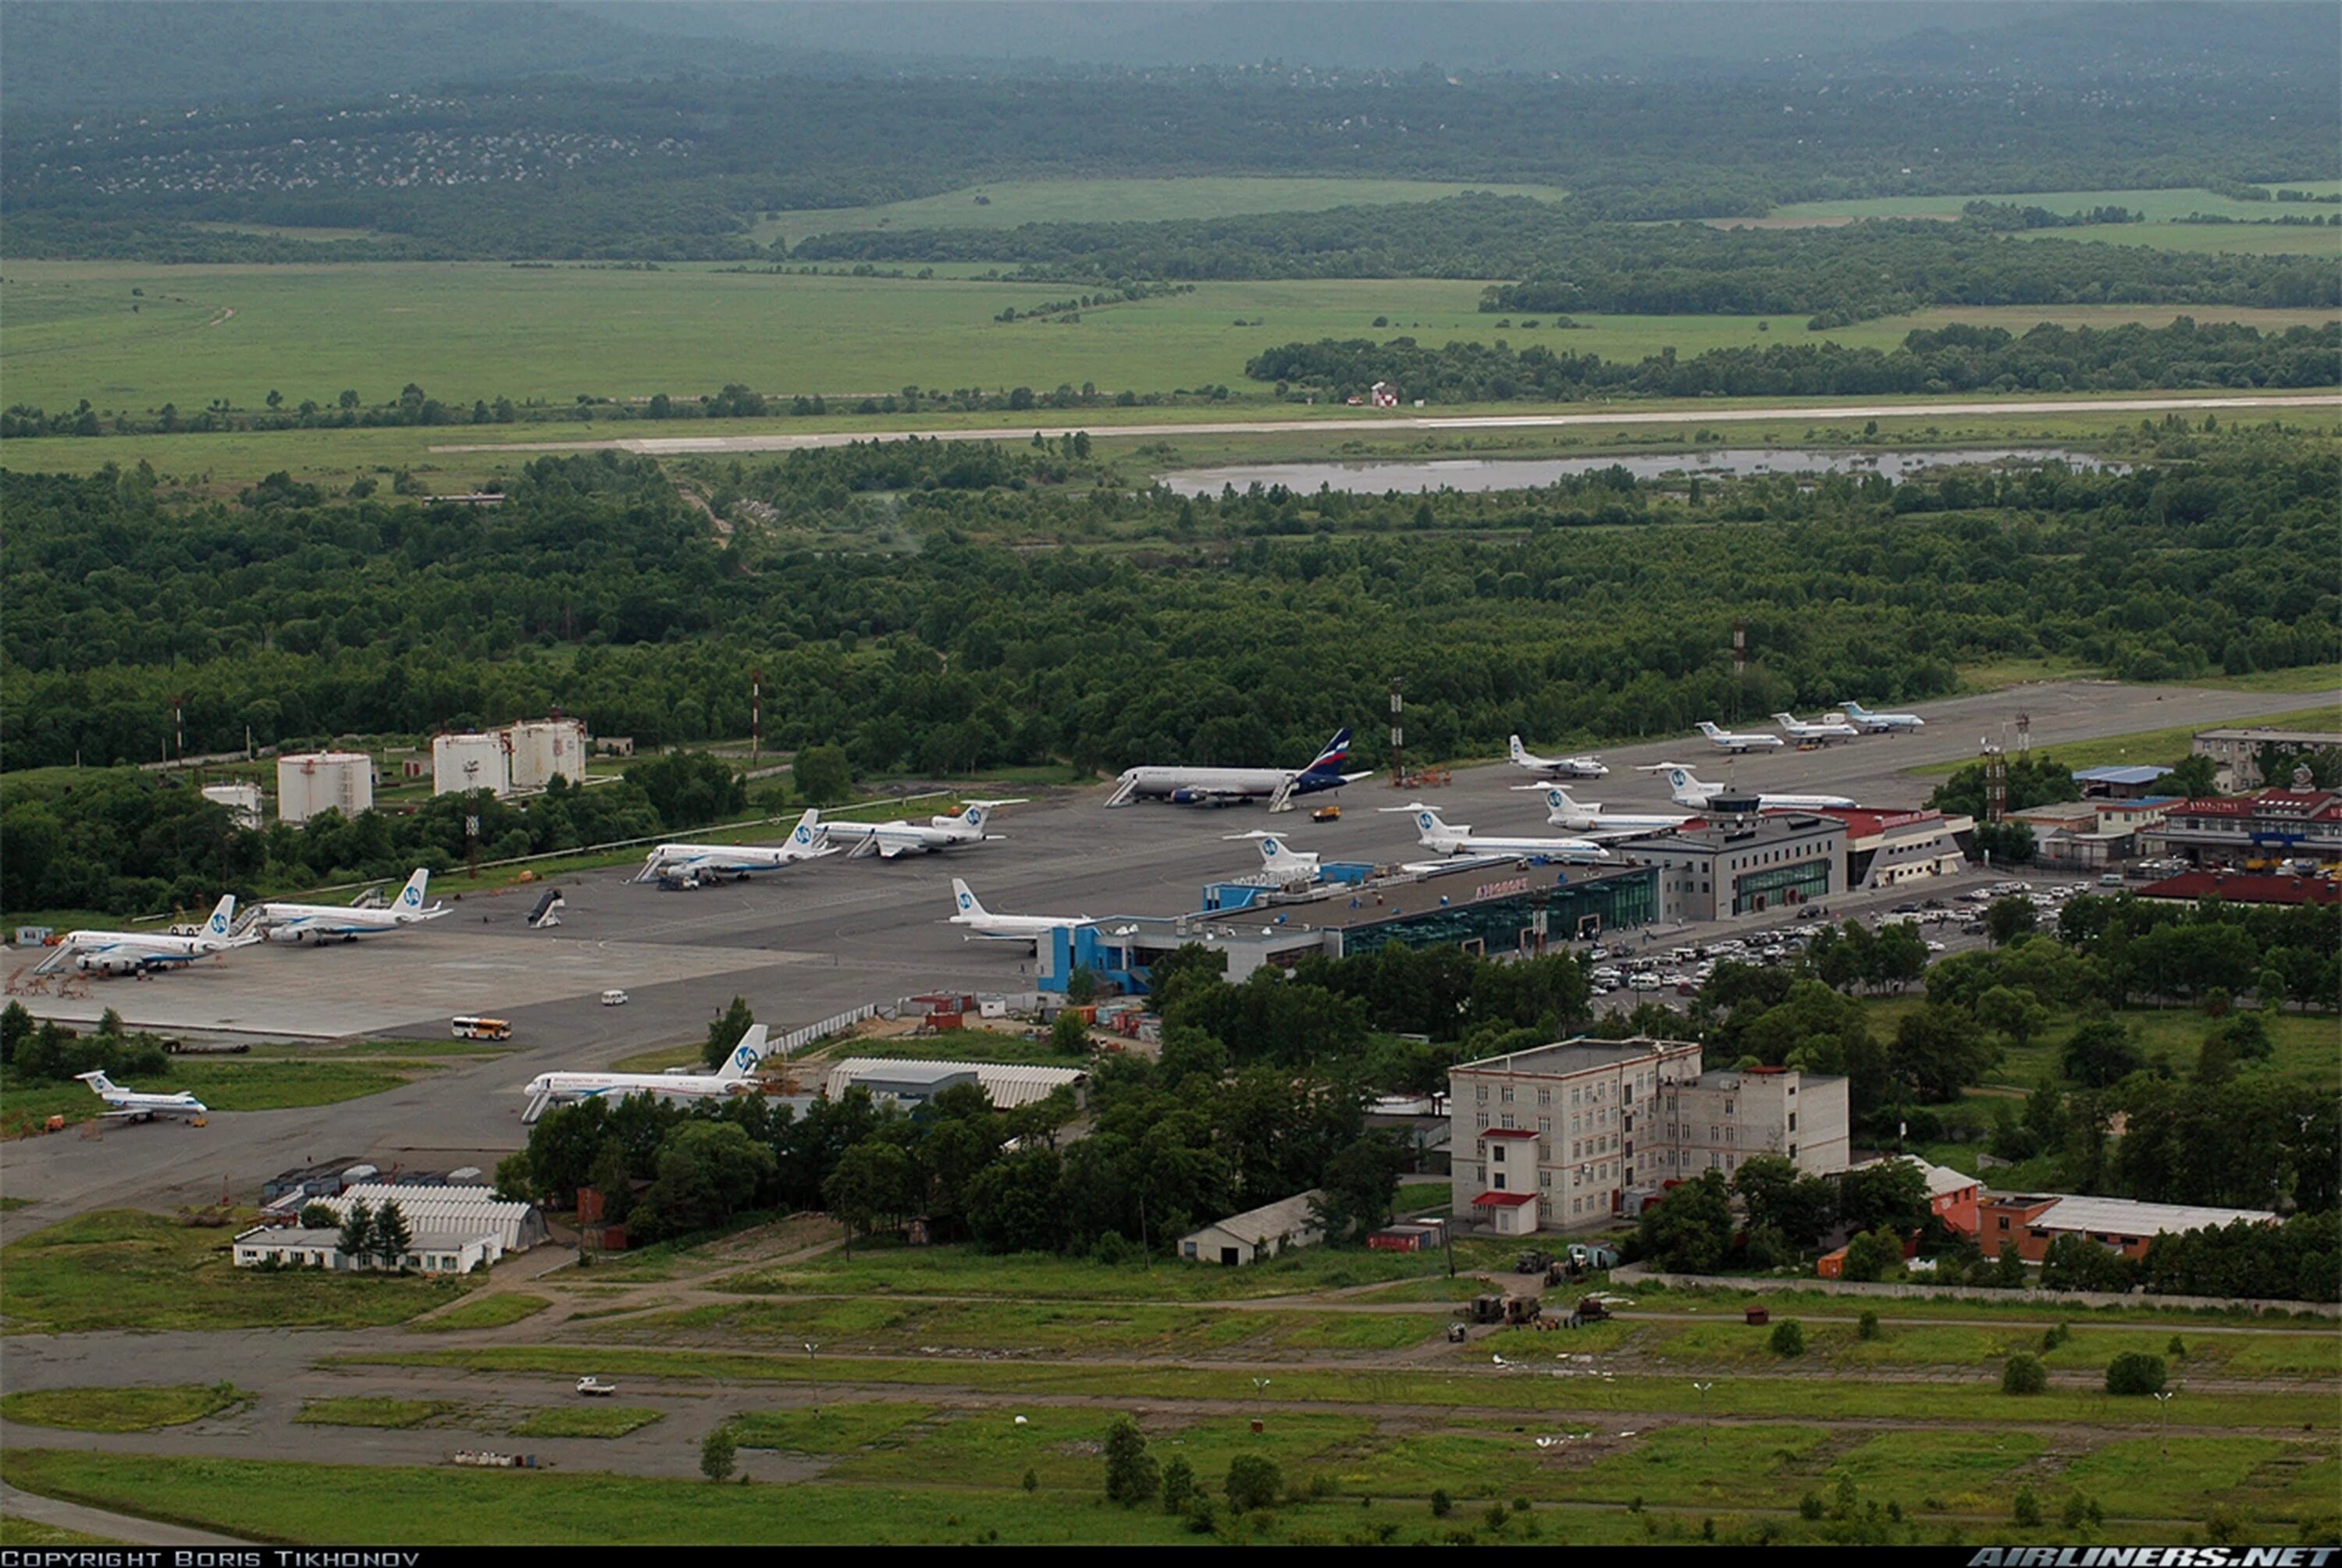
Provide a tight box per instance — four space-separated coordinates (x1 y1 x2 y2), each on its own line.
1312 805 1343 823
600 990 630 1007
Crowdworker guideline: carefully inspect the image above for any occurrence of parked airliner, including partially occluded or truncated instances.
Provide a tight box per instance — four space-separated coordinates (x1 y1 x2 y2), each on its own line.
33 897 256 976
1507 736 1609 780
1640 765 1856 812
1225 830 1322 884
1105 729 1373 811
1382 805 1612 862
1514 784 1697 840
1696 721 1786 754
816 801 1020 859
1840 700 1927 734
1773 711 1861 745
520 1026 774 1123
76 1070 208 1123
253 869 448 941
636 811 834 882
949 880 1088 944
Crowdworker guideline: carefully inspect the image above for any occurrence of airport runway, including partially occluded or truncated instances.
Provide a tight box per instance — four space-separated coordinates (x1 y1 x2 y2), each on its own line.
1 677 2327 1235
429 393 2342 457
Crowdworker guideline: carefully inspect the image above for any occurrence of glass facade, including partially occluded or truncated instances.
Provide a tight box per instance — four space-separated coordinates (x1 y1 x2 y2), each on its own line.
1732 857 1832 915
1338 868 1659 959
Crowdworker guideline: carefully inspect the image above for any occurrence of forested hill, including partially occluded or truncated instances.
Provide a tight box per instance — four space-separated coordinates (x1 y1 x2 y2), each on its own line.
3 431 2333 779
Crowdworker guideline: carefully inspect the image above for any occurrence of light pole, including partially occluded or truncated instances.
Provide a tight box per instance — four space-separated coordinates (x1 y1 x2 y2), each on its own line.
1251 1376 1271 1428
1692 1381 1714 1445
2152 1388 2176 1456
806 1341 820 1423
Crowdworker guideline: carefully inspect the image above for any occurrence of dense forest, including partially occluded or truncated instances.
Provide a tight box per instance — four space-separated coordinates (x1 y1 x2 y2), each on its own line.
5 69 2333 261
799 200 2340 317
1246 320 2342 403
3 425 2334 785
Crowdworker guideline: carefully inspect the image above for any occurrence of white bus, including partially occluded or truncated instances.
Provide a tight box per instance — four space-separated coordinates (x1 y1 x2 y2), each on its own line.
451 1015 513 1041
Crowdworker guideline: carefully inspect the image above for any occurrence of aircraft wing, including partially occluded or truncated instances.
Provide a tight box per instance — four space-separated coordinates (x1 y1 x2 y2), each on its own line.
1399 854 1522 875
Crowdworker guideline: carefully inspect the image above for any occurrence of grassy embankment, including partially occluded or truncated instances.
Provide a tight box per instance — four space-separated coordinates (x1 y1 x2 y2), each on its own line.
1907 703 2340 780
0 1210 475 1334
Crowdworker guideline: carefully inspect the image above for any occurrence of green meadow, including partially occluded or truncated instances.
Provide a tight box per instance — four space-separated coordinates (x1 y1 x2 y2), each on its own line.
751 176 1573 248
5 258 2331 418
1765 184 2342 223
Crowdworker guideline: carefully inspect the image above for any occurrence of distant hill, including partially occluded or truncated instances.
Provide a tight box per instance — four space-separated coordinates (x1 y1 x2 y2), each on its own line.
0 1 806 119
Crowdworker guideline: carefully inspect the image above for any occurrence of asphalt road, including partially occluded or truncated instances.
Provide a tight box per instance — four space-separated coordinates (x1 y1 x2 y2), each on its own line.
430 393 2342 457
1 677 2327 1237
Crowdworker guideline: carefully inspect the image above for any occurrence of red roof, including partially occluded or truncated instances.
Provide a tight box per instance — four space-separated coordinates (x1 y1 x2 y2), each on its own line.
2168 791 2342 821
1809 807 1942 840
2140 873 2340 906
1480 1127 1539 1140
1470 1190 1539 1208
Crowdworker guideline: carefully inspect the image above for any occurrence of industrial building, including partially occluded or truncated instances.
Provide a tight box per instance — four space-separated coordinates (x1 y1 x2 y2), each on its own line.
201 782 265 830
2072 765 2175 801
822 1058 1089 1110
1814 808 1974 891
276 752 375 824
319 1185 546 1253
1447 1036 1849 1236
432 718 589 798
231 1225 505 1275
2191 727 2342 791
1630 811 1845 923
1980 1193 2276 1263
1179 1189 1326 1264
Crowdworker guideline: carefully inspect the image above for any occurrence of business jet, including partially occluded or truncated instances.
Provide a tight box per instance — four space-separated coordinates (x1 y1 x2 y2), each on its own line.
252 869 449 942
814 801 1020 859
1640 764 1856 812
1380 805 1612 862
1695 721 1786 754
1507 736 1609 780
949 879 1088 945
635 811 834 882
520 1026 774 1123
1225 830 1322 884
1105 729 1374 811
32 897 258 976
76 1070 209 1123
1514 785 1697 840
1773 712 1861 745
1840 700 1927 734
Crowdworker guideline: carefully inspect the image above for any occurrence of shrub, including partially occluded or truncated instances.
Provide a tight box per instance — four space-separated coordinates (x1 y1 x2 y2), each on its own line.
1857 1310 1881 1341
2105 1352 2167 1396
699 1427 736 1482
1799 1493 1825 1521
2002 1353 2048 1394
1226 1454 1282 1514
1431 1488 1454 1517
1769 1319 1806 1357
2167 1335 2187 1359
2041 1322 2070 1350
1161 1456 1197 1514
2014 1486 2042 1527
1104 1416 1159 1505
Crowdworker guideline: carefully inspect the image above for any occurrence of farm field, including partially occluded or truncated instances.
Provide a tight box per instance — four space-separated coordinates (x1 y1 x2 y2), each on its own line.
1763 184 2342 224
751 176 1573 248
5 258 2333 418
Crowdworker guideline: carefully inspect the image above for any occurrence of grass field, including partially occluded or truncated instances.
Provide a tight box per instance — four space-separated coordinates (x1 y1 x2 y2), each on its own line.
0 1059 436 1132
752 176 1573 248
0 1516 123 1545
1 1209 471 1334
508 1405 664 1439
5 257 2331 422
1910 702 2340 778
294 1398 454 1429
411 1293 552 1333
1764 184 2342 223
0 1384 248 1432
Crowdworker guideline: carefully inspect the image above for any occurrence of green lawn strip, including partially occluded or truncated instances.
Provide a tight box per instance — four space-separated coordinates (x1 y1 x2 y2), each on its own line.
411 1294 552 1334
1825 1430 2049 1515
1564 1423 1835 1509
1625 1280 2340 1331
618 1296 1435 1356
577 1211 840 1285
728 1403 938 1454
508 1406 664 1439
720 1238 1513 1302
293 1398 454 1429
806 1031 1091 1068
0 1384 248 1432
1639 1319 2334 1378
2 1061 417 1129
2 1210 471 1334
0 1516 124 1545
2050 1438 2299 1520
1906 703 2340 778
0 1196 32 1212
340 1348 2333 1431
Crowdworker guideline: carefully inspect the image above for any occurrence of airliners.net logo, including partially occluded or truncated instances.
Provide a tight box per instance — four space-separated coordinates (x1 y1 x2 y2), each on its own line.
1968 1550 2337 1567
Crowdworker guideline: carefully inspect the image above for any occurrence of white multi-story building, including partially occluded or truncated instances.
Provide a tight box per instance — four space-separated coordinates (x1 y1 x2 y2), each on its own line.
1448 1036 1849 1236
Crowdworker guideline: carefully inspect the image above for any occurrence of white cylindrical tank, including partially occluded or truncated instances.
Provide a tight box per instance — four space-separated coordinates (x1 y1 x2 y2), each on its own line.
202 782 265 830
276 753 376 824
432 732 511 797
506 719 587 791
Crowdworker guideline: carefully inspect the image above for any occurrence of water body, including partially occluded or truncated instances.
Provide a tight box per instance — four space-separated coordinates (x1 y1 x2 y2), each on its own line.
1155 447 2123 496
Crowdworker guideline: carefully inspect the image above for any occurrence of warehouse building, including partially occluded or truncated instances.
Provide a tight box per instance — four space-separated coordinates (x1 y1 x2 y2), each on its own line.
320 1186 546 1253
1814 808 1974 891
1179 1189 1326 1265
1980 1193 2276 1263
823 1058 1090 1110
231 1225 504 1275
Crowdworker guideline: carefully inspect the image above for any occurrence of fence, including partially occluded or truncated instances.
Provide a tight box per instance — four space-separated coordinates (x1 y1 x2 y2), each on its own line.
774 1005 881 1058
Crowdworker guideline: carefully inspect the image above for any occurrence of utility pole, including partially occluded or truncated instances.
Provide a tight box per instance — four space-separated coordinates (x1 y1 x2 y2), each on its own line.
751 669 763 765
1388 676 1405 788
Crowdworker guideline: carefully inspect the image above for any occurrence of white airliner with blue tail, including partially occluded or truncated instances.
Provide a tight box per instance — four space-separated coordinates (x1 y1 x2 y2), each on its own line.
1514 784 1697 841
636 811 835 882
32 896 256 976
949 880 1088 944
520 1026 771 1123
816 801 1021 859
77 1070 209 1122
1641 764 1856 812
253 869 448 941
1696 720 1786 754
1382 805 1612 863
1839 700 1927 734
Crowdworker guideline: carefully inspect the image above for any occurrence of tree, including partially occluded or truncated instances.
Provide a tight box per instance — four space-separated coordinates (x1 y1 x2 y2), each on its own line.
824 1139 919 1239
703 996 756 1070
1103 1416 1160 1505
1891 1006 1996 1103
1048 1010 1091 1057
1225 1453 1283 1513
1312 1133 1408 1245
298 1201 337 1228
1732 1154 1837 1251
2061 1017 2141 1088
2042 1233 2138 1293
1838 1158 1931 1237
791 745 853 805
336 1199 372 1264
586 1139 636 1225
2165 753 2219 798
1840 1226 1905 1282
701 1426 738 1481
1984 897 2039 947
1769 1319 1806 1357
370 1200 413 1269
2002 1353 2048 1393
0 1000 31 1064
1974 985 2049 1049
1637 1170 1732 1272
2105 1352 2167 1396
1161 1455 1198 1514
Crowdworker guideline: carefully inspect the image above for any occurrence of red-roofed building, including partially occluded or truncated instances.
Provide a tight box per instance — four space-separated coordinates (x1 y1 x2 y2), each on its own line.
1807 807 1974 890
2137 871 2341 908
2137 790 2342 867
1469 1189 1541 1236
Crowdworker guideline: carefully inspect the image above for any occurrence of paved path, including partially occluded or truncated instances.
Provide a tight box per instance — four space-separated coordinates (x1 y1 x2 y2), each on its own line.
0 1479 250 1545
430 393 2342 457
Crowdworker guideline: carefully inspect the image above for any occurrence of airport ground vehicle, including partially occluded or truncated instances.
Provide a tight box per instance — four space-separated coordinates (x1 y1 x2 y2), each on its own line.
1312 805 1343 823
453 1015 513 1041
575 1378 617 1397
600 990 629 1006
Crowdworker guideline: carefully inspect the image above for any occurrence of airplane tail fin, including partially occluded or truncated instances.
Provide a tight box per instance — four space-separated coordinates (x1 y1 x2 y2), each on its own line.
397 869 430 912
77 1070 116 1095
952 878 987 919
204 895 238 938
1696 721 1723 738
719 1025 771 1082
1301 727 1353 775
789 809 824 852
1508 734 1528 763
